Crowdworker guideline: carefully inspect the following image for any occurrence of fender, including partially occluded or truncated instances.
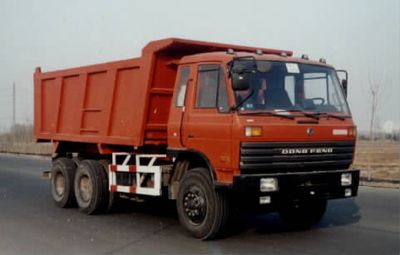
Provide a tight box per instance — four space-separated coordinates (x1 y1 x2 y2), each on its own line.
167 148 217 184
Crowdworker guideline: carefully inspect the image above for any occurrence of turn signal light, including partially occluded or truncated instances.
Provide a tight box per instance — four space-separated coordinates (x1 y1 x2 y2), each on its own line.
348 127 357 137
245 126 263 137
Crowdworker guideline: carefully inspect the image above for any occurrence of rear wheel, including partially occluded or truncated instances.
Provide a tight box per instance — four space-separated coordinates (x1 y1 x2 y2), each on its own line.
279 199 327 229
74 160 108 214
177 168 229 240
51 158 77 208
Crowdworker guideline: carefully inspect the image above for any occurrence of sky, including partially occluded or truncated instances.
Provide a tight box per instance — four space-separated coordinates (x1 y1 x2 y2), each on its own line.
0 0 399 132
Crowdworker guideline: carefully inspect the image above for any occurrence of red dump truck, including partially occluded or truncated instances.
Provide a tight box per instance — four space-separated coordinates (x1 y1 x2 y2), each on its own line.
34 38 359 239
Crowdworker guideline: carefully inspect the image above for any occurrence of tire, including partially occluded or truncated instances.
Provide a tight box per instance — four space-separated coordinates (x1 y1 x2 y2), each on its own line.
51 158 77 208
98 159 117 212
279 199 327 229
177 168 229 240
74 160 108 215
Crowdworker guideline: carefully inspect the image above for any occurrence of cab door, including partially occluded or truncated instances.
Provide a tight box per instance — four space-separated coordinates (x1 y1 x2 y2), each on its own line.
167 65 192 148
183 64 233 180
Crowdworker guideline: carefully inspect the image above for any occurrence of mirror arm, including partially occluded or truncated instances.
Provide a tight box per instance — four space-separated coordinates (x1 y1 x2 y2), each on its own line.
233 88 254 111
227 61 233 78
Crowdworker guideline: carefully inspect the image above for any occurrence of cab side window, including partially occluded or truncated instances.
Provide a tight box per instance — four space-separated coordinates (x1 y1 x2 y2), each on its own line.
196 64 230 112
175 66 190 107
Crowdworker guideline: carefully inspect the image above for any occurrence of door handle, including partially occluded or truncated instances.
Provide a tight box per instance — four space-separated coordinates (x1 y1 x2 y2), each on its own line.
187 133 194 138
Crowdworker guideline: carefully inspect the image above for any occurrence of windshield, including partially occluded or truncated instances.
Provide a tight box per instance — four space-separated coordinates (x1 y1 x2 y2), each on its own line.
233 61 350 115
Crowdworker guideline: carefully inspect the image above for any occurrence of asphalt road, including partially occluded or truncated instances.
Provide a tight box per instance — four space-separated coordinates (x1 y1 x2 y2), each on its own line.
0 154 399 255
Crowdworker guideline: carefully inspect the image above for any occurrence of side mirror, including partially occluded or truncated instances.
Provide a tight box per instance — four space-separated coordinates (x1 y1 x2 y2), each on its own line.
341 79 348 97
336 70 348 97
229 58 257 91
231 65 245 74
232 72 250 91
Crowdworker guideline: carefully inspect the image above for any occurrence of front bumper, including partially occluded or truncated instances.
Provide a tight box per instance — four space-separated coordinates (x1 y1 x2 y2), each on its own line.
232 169 360 209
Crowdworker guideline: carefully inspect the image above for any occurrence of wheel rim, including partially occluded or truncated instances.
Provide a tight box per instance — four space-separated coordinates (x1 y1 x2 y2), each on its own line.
79 175 92 202
54 172 65 197
183 186 207 225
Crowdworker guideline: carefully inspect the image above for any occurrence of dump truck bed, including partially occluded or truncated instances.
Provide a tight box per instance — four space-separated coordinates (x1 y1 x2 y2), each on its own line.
34 55 174 147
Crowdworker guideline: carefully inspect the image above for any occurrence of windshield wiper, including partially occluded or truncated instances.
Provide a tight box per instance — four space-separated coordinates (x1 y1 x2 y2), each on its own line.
275 109 320 120
240 110 295 120
310 112 346 120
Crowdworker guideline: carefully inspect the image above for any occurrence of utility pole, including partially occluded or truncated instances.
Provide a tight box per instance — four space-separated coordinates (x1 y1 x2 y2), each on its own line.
12 82 16 127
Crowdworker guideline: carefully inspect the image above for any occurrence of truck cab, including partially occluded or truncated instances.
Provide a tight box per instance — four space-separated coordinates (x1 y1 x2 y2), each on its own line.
167 50 359 236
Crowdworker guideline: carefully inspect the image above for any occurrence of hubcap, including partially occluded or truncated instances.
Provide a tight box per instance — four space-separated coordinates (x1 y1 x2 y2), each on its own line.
183 187 207 225
54 172 65 196
79 175 92 202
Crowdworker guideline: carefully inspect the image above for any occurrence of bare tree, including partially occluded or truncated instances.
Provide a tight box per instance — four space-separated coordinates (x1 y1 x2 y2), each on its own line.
368 74 386 140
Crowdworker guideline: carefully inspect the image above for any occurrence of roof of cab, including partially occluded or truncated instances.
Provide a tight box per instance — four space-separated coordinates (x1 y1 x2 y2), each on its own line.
179 51 334 68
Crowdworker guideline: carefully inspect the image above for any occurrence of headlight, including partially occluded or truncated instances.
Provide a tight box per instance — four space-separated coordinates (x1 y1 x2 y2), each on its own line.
260 178 278 192
341 173 352 186
245 126 263 137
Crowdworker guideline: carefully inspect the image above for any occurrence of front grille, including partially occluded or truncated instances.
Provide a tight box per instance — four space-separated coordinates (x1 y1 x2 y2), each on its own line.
240 141 354 174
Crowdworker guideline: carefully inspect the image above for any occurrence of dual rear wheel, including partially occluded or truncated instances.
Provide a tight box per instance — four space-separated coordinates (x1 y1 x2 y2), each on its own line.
74 160 109 214
50 158 112 214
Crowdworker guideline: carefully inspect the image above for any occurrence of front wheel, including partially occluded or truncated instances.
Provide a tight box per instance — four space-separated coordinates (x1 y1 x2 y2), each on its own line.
176 168 229 240
279 199 327 229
